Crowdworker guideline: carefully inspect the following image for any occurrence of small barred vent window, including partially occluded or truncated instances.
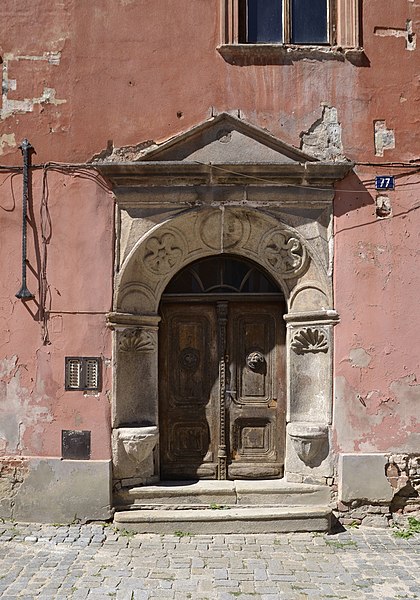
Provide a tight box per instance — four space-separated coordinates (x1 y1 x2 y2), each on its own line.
65 357 101 391
85 359 99 389
67 359 81 389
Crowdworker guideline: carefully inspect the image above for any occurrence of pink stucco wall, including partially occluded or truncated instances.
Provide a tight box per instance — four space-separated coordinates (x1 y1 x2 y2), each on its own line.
1 1 419 461
334 171 420 453
0 170 114 458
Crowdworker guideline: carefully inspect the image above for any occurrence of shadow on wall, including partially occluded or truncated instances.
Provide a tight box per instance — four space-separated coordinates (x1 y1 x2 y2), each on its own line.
334 170 374 221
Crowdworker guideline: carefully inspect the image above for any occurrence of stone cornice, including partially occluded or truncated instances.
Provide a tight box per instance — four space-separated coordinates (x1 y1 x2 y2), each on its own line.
98 161 354 189
107 312 161 328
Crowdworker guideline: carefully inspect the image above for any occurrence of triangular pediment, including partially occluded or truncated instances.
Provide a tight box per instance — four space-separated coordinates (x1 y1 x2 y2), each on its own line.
139 113 316 164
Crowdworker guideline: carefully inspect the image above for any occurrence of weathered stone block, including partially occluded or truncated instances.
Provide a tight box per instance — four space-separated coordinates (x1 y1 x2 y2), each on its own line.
11 458 112 523
361 514 389 528
338 454 394 503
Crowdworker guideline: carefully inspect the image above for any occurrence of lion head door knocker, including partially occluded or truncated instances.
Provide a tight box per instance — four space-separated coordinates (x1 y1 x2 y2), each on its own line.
246 351 266 374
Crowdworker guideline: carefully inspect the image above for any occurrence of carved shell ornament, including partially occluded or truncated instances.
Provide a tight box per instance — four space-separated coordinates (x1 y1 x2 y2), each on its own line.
263 230 307 278
291 328 328 355
119 329 156 352
144 232 183 275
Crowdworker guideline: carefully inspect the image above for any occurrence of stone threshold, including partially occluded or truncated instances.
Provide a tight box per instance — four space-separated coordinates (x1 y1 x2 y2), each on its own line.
116 479 331 507
114 505 331 534
113 480 332 533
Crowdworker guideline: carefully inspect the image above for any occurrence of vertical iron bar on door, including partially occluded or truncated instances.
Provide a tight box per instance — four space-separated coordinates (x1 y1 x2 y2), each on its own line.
216 301 228 480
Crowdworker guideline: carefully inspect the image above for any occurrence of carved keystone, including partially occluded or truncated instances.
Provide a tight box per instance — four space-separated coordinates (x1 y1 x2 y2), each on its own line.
287 422 328 465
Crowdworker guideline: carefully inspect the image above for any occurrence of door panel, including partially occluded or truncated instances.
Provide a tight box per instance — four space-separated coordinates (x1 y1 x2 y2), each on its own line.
159 300 285 480
227 303 285 479
160 303 219 479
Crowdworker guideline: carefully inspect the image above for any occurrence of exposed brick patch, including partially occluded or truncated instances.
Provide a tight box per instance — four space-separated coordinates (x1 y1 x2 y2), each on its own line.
0 456 29 520
333 454 420 528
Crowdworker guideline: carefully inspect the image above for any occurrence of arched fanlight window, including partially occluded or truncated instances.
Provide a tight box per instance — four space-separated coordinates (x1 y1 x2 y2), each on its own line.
163 256 282 296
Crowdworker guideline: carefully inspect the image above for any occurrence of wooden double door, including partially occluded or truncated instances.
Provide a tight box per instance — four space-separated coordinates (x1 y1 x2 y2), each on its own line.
159 300 286 480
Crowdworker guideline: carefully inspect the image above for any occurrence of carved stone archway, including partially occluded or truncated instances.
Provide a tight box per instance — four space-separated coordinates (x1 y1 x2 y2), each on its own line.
107 206 339 491
99 112 353 499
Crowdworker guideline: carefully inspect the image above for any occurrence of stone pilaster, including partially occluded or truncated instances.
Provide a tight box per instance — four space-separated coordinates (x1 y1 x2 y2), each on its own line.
284 310 338 481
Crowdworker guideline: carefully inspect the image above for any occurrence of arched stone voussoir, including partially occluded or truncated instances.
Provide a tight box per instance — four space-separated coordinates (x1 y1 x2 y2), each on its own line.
115 206 330 313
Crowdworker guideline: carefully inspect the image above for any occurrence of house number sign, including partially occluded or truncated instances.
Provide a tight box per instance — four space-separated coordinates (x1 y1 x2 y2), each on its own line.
375 176 395 190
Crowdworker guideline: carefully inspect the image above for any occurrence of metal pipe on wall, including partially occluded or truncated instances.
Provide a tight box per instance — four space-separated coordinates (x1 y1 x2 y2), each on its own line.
15 138 34 300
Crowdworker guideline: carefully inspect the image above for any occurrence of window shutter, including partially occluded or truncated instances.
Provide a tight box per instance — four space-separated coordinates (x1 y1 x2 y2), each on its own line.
336 0 360 48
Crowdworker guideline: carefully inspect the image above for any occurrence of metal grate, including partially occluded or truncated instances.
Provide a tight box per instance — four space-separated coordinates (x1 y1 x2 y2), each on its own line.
67 359 81 389
65 357 101 391
85 359 99 389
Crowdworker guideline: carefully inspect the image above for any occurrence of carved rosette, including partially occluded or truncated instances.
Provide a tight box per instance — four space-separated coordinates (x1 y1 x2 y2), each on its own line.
262 229 308 278
119 328 156 353
143 231 184 275
291 328 328 355
287 422 328 464
179 347 200 371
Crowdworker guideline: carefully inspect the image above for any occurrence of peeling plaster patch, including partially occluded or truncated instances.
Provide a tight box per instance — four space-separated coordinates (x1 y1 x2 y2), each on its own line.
357 241 386 265
376 195 392 218
300 105 344 161
1 52 65 120
0 355 18 380
335 376 407 453
0 133 16 154
90 139 156 163
0 360 53 455
390 374 420 407
357 414 412 453
349 347 372 368
374 20 416 51
374 120 395 157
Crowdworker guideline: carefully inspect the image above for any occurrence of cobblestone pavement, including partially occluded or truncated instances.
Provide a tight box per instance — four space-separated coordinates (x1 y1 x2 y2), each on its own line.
0 522 419 599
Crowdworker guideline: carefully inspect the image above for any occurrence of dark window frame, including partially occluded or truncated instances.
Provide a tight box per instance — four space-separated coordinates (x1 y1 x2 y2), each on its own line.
238 0 332 45
220 0 361 50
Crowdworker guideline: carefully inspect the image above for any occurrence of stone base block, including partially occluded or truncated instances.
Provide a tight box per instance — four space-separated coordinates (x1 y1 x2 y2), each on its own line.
5 457 112 523
338 453 393 503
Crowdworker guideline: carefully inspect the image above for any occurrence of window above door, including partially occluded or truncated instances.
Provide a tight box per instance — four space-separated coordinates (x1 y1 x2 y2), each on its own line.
219 0 362 63
162 256 283 298
239 0 329 45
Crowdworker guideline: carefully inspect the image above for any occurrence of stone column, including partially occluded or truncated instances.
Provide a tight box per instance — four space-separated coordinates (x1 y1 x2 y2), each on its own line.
284 310 338 483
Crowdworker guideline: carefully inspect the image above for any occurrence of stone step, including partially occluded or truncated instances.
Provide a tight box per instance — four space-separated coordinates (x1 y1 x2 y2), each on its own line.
113 505 331 534
116 479 331 508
